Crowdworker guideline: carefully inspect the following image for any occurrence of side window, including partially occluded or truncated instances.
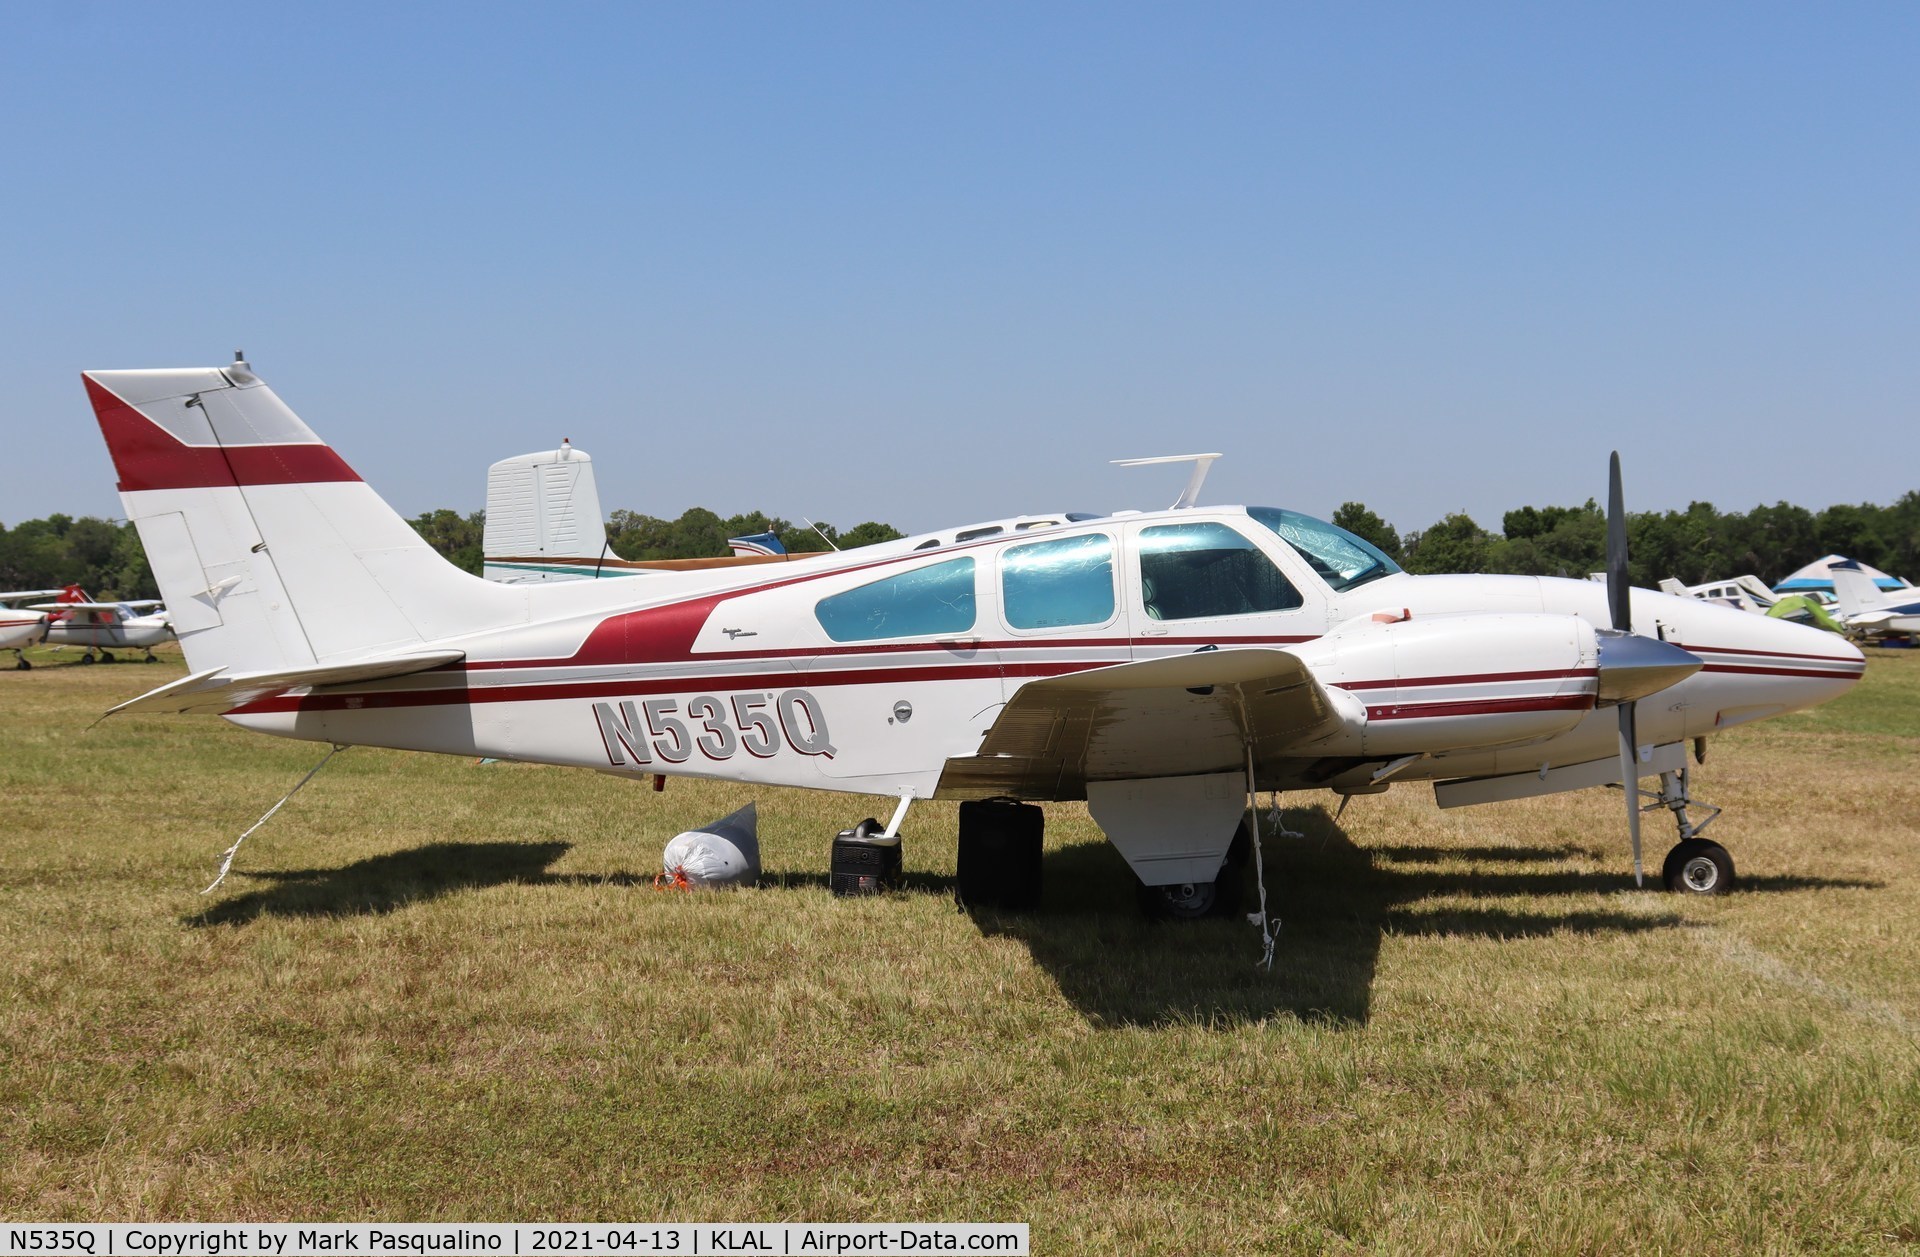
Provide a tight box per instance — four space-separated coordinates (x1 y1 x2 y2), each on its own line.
815 557 976 642
1001 533 1115 630
1138 522 1302 620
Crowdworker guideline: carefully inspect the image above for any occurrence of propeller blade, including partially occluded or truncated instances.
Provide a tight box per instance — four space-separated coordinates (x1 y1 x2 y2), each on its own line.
1606 451 1631 634
1619 703 1642 886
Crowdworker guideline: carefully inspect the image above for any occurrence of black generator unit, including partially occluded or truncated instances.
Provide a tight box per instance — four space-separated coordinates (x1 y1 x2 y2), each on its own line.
955 798 1044 910
830 818 903 896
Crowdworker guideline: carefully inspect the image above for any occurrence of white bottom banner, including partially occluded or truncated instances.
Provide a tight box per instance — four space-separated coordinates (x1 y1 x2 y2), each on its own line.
0 1225 1028 1257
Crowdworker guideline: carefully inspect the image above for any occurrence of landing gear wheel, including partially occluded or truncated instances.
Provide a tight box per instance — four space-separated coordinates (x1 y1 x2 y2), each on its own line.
14 658 28 671
1663 838 1735 896
100 650 115 663
78 653 94 666
1138 878 1221 920
1135 818 1253 921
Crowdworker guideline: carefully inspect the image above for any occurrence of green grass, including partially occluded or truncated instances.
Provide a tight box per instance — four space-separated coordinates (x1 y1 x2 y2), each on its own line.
3 643 1919 1252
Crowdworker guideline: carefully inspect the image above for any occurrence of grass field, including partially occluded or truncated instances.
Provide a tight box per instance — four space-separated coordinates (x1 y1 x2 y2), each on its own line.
3 643 1918 1252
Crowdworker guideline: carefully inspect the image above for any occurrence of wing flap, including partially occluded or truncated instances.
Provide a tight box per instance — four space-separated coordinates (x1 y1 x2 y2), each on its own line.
106 649 466 717
944 647 1345 797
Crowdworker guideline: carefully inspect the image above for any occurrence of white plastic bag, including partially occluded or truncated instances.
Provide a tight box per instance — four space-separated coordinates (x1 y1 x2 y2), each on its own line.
661 803 761 888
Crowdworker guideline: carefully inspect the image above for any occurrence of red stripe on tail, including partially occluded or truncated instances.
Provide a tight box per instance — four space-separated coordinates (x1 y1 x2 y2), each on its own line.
83 375 362 491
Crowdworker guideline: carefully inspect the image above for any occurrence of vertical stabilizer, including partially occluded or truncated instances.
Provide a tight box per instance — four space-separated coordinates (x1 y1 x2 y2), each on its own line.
482 441 612 583
83 362 524 675
1828 560 1886 619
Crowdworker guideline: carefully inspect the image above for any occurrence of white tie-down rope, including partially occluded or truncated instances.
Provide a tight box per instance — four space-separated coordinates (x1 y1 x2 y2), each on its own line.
1245 743 1280 971
1268 789 1303 839
201 743 347 894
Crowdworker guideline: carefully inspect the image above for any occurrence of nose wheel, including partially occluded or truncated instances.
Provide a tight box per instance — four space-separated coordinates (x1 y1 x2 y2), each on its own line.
1663 838 1735 895
1639 766 1735 895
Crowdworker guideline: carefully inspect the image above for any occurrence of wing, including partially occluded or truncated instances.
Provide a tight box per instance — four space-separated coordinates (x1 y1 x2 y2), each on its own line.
105 650 466 717
27 601 129 612
937 647 1353 799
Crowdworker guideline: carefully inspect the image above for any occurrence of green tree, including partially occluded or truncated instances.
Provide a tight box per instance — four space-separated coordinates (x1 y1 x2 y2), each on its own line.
1401 513 1495 574
1330 503 1402 561
408 509 486 574
838 521 906 549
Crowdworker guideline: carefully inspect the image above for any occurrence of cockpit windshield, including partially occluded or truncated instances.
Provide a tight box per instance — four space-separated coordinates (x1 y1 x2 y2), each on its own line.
1247 507 1402 592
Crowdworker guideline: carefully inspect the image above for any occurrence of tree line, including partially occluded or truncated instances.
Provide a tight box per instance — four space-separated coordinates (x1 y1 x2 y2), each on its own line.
1332 493 1920 586
6 493 1916 602
402 508 906 575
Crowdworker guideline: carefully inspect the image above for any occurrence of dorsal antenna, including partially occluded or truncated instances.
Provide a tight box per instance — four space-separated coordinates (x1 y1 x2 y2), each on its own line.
1111 453 1224 510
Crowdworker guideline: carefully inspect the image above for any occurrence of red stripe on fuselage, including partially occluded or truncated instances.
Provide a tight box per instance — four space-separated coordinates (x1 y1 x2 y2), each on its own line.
1340 666 1597 691
1699 663 1864 680
228 659 1112 715
83 376 361 492
1365 694 1593 721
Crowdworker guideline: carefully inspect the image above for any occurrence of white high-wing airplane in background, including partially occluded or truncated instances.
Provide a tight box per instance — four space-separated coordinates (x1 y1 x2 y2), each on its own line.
29 585 172 663
1657 574 1782 614
1829 560 1920 640
1 590 67 669
82 358 1865 914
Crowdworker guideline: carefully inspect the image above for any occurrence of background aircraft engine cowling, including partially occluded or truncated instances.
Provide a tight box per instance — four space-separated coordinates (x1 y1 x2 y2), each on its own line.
1295 613 1599 757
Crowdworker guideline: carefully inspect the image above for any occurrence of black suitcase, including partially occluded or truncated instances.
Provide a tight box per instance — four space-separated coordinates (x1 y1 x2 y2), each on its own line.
956 798 1044 910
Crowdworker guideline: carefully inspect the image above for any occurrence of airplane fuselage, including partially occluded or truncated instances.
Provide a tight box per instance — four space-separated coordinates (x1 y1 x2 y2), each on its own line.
222 507 1863 804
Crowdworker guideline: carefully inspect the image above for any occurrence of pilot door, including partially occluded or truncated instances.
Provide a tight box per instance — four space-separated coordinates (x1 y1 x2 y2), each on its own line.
1121 515 1325 656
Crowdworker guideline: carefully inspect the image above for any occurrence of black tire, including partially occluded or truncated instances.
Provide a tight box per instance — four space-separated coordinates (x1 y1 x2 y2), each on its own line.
1663 838 1736 895
14 659 28 671
1137 817 1254 921
100 651 115 663
1138 878 1223 920
78 654 94 666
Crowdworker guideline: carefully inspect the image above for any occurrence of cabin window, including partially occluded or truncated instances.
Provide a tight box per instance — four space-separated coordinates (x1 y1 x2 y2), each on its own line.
1138 522 1302 620
1001 533 1115 630
815 558 976 642
1246 507 1400 592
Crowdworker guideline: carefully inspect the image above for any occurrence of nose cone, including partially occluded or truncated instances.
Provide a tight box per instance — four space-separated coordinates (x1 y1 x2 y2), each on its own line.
1650 593 1867 722
1595 630 1704 704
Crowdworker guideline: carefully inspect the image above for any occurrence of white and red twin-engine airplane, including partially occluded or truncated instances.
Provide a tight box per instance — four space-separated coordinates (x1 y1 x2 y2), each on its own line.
83 358 1864 913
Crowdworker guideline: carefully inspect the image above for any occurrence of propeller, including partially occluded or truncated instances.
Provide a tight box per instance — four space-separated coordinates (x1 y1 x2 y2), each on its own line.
1606 451 1642 886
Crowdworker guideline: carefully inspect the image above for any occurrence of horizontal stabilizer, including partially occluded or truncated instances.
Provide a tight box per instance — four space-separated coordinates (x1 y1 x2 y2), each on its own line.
106 649 465 717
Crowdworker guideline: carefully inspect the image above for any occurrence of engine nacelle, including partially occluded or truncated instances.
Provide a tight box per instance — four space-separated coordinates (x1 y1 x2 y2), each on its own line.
1292 612 1599 757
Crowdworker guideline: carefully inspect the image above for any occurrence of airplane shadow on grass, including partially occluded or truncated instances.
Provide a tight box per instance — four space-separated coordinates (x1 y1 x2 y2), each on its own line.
963 804 1881 1030
184 841 627 927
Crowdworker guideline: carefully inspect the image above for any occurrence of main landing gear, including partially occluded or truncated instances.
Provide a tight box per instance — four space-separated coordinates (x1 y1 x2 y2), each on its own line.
1642 765 1734 895
11 650 28 671
1136 819 1252 921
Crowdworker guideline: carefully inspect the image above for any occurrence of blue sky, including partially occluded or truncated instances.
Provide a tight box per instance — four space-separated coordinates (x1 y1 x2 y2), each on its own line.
4 3 1916 538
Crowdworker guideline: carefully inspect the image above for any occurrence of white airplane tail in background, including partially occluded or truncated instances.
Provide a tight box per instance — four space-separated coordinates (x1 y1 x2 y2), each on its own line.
83 359 523 676
1827 560 1887 619
482 440 611 583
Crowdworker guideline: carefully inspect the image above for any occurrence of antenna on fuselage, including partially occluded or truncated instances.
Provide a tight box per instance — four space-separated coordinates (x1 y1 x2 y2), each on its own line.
1111 453 1224 510
802 517 842 551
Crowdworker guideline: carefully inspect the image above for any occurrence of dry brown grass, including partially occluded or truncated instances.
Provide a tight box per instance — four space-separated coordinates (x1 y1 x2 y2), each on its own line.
2 644 1918 1252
